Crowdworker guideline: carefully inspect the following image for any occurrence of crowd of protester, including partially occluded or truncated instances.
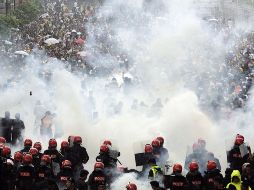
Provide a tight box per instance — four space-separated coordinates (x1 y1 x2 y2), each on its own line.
185 30 254 116
0 0 98 73
225 32 254 108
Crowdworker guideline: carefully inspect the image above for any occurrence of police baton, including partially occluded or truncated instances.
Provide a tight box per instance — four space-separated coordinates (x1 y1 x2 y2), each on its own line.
117 159 122 165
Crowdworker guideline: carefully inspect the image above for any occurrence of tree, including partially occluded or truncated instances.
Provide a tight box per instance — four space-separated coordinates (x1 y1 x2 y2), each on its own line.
0 15 21 35
14 0 41 24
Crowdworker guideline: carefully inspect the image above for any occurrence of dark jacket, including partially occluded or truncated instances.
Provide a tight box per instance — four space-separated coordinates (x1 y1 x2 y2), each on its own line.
227 145 248 171
186 170 203 190
164 173 188 190
70 144 89 167
88 170 107 190
203 169 224 190
76 178 88 190
16 164 35 190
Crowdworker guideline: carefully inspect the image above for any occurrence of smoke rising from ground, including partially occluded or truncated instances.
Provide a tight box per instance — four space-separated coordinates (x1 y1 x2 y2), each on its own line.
1 0 254 188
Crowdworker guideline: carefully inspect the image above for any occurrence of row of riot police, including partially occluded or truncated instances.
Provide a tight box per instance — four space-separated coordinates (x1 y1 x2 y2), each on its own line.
1 133 254 190
0 135 90 190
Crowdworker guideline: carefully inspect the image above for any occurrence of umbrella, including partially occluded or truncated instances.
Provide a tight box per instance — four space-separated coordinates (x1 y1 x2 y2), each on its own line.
44 35 51 39
11 28 19 31
44 38 60 45
15 51 29 56
123 72 133 79
77 51 86 57
249 54 254 59
208 18 218 22
4 40 12 45
75 38 85 45
40 13 49 18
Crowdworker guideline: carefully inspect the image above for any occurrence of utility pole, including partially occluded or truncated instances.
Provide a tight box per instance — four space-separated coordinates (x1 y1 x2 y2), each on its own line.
236 0 239 23
220 0 225 24
5 0 8 16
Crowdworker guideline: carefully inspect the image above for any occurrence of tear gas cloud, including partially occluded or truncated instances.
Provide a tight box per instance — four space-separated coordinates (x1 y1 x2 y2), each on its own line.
1 0 254 187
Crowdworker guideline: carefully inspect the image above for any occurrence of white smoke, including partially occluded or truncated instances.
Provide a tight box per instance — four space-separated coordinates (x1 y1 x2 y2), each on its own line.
111 173 150 190
1 0 254 189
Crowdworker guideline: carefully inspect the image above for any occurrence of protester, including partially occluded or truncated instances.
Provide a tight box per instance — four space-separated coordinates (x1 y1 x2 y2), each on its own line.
11 113 25 145
40 111 54 138
0 111 13 143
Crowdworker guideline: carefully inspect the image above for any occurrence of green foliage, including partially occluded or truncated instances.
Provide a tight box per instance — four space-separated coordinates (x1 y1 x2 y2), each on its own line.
0 15 21 34
0 0 41 35
15 0 41 23
14 0 41 24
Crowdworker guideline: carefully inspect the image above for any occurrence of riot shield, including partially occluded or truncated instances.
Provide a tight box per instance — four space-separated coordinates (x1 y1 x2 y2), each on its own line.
239 143 249 157
135 152 148 166
109 149 120 160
